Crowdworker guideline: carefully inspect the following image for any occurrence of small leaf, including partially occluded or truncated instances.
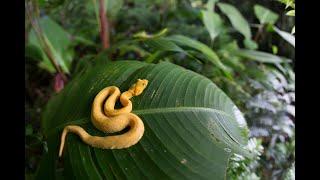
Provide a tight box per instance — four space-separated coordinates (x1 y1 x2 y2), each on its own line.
217 2 252 39
133 28 168 39
272 45 278 54
273 26 295 47
291 26 295 34
234 49 284 64
254 4 279 25
243 38 258 50
286 10 295 16
201 10 223 42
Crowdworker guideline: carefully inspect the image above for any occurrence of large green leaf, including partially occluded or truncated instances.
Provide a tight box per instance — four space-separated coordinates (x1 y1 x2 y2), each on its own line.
38 59 251 179
28 16 74 73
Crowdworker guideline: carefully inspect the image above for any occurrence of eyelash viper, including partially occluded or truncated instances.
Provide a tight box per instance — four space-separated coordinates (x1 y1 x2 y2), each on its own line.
58 79 149 157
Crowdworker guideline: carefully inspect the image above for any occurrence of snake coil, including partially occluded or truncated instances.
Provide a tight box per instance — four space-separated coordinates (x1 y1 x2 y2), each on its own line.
58 79 149 157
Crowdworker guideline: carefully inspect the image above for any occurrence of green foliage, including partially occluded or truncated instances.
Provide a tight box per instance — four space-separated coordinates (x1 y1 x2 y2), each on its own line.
168 35 232 77
201 10 223 42
27 16 74 73
252 4 294 48
217 2 257 49
277 0 295 34
25 0 295 179
272 26 295 47
227 138 264 180
254 5 279 25
244 64 295 179
217 3 251 39
234 49 285 64
38 59 251 179
283 162 295 180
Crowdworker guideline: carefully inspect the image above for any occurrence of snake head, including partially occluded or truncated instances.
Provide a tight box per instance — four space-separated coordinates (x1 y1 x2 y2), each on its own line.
131 79 149 96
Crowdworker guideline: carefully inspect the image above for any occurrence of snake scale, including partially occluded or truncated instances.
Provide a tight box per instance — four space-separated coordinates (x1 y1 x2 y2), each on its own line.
58 79 149 157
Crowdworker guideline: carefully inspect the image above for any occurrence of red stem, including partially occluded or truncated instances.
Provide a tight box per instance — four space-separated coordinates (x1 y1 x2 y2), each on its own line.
99 0 110 49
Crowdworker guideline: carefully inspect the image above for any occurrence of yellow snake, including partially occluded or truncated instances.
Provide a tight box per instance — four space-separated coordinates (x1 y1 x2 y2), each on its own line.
58 79 149 157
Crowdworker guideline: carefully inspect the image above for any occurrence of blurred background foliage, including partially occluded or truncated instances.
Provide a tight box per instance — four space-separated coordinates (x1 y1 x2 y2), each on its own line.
25 0 295 179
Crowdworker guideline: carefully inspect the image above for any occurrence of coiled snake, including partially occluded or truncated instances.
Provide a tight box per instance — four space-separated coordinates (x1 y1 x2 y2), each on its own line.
58 79 149 157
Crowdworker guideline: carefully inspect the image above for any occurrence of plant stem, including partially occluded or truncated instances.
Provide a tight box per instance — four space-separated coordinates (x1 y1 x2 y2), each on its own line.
98 0 110 49
25 1 67 82
254 24 264 42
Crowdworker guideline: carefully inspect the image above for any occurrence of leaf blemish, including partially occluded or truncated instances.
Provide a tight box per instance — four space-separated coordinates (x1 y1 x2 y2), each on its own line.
180 159 187 164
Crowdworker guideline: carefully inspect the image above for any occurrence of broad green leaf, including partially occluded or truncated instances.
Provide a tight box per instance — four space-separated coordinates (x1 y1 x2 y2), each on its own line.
217 3 252 39
28 16 73 73
201 10 223 42
254 5 279 25
234 49 285 64
39 59 251 179
166 35 232 78
273 27 295 47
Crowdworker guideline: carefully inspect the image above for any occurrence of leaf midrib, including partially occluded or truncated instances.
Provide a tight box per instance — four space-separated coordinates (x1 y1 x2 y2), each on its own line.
47 107 235 135
133 106 232 118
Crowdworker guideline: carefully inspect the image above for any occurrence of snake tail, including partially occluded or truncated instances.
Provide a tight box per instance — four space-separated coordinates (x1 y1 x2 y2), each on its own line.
58 115 144 157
